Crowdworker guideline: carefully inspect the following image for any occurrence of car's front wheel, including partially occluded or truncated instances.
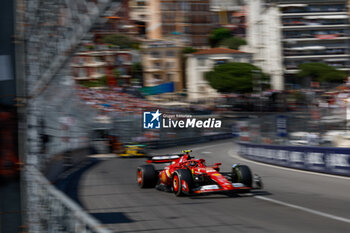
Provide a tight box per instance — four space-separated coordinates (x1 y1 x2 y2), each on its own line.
232 165 253 187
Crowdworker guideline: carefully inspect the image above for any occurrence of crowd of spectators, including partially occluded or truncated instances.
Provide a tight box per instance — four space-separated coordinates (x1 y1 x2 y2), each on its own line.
75 85 157 115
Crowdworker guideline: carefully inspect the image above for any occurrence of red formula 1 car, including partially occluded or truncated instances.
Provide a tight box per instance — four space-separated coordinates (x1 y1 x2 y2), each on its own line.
137 150 263 196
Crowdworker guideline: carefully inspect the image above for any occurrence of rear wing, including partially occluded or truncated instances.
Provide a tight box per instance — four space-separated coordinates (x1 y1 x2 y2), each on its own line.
147 155 180 164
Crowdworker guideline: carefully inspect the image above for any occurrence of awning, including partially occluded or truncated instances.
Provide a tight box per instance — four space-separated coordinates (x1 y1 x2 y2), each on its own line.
104 16 120 19
140 82 175 95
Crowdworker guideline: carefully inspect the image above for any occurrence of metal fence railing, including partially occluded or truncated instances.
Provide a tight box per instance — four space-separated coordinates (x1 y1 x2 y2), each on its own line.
22 0 115 231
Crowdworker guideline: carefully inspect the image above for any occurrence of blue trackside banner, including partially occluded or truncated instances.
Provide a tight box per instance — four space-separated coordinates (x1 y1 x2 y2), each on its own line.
238 142 350 177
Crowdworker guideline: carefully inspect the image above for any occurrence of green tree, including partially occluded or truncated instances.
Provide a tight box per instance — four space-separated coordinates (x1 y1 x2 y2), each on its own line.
80 76 107 88
182 47 198 54
297 62 347 84
102 34 140 49
209 28 232 47
132 62 143 85
113 68 120 79
219 37 247 50
205 63 269 93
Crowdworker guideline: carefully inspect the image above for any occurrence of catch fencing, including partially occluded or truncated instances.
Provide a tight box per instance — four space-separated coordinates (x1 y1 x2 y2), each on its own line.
21 0 116 232
26 165 111 233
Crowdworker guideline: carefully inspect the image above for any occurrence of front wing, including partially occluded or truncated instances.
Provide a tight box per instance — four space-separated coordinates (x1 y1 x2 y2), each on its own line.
192 183 252 194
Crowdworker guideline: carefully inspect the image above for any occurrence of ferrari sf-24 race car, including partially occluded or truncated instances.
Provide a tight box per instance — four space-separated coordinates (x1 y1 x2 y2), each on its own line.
137 150 263 196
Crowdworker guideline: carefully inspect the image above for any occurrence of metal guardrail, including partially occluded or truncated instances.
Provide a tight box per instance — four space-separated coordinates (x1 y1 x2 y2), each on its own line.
26 165 112 233
146 133 234 149
238 142 350 177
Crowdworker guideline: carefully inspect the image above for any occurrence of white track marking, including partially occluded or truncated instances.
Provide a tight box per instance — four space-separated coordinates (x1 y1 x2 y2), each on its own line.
255 196 350 224
191 142 232 151
201 151 212 154
89 154 116 158
228 149 350 181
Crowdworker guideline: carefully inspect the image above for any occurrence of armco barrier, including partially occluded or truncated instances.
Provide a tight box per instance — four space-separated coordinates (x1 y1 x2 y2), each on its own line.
238 142 350 177
146 133 234 149
44 147 92 183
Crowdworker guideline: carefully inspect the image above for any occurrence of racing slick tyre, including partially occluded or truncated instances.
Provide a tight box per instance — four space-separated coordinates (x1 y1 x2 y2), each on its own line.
232 165 252 188
137 165 158 188
172 169 193 197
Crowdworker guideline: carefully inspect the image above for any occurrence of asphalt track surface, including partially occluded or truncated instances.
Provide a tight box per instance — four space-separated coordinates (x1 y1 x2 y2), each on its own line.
78 139 350 233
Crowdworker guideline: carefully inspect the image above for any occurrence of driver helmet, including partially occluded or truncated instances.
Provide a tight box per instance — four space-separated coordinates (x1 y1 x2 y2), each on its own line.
189 160 197 166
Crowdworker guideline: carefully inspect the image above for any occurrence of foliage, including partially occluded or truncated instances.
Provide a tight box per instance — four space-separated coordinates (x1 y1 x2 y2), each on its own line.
182 47 198 54
297 62 347 84
219 37 247 50
209 28 232 47
132 62 143 74
80 76 107 88
102 34 140 49
113 68 120 78
132 62 143 84
205 62 269 93
85 44 95 50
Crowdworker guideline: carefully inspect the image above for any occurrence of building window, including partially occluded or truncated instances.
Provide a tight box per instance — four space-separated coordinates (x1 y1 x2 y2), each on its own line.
154 62 161 69
166 73 172 82
198 58 206 66
166 62 174 68
166 50 175 57
137 1 145 7
78 68 86 77
150 51 161 58
215 60 227 65
152 74 161 84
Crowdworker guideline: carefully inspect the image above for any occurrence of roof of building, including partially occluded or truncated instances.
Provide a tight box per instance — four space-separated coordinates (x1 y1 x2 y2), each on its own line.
193 47 247 55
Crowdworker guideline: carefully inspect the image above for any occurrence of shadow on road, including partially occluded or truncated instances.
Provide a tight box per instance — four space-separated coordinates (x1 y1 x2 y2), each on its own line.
90 212 134 224
54 158 101 206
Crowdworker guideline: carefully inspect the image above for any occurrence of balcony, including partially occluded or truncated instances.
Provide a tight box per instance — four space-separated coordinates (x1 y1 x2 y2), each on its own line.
284 54 350 59
282 24 350 29
283 46 349 58
281 11 348 17
282 15 349 29
145 67 163 72
283 36 350 42
83 61 107 68
90 73 105 79
148 56 162 61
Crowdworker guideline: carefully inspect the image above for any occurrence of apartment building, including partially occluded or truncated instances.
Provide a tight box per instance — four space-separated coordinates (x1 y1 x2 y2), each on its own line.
71 45 138 87
92 0 138 41
210 0 246 37
141 40 183 92
129 0 149 22
129 0 149 36
247 0 350 90
147 0 213 47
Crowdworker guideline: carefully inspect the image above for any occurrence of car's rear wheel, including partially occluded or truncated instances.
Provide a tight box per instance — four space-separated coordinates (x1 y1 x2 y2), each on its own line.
172 169 193 196
232 165 252 187
137 165 158 188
